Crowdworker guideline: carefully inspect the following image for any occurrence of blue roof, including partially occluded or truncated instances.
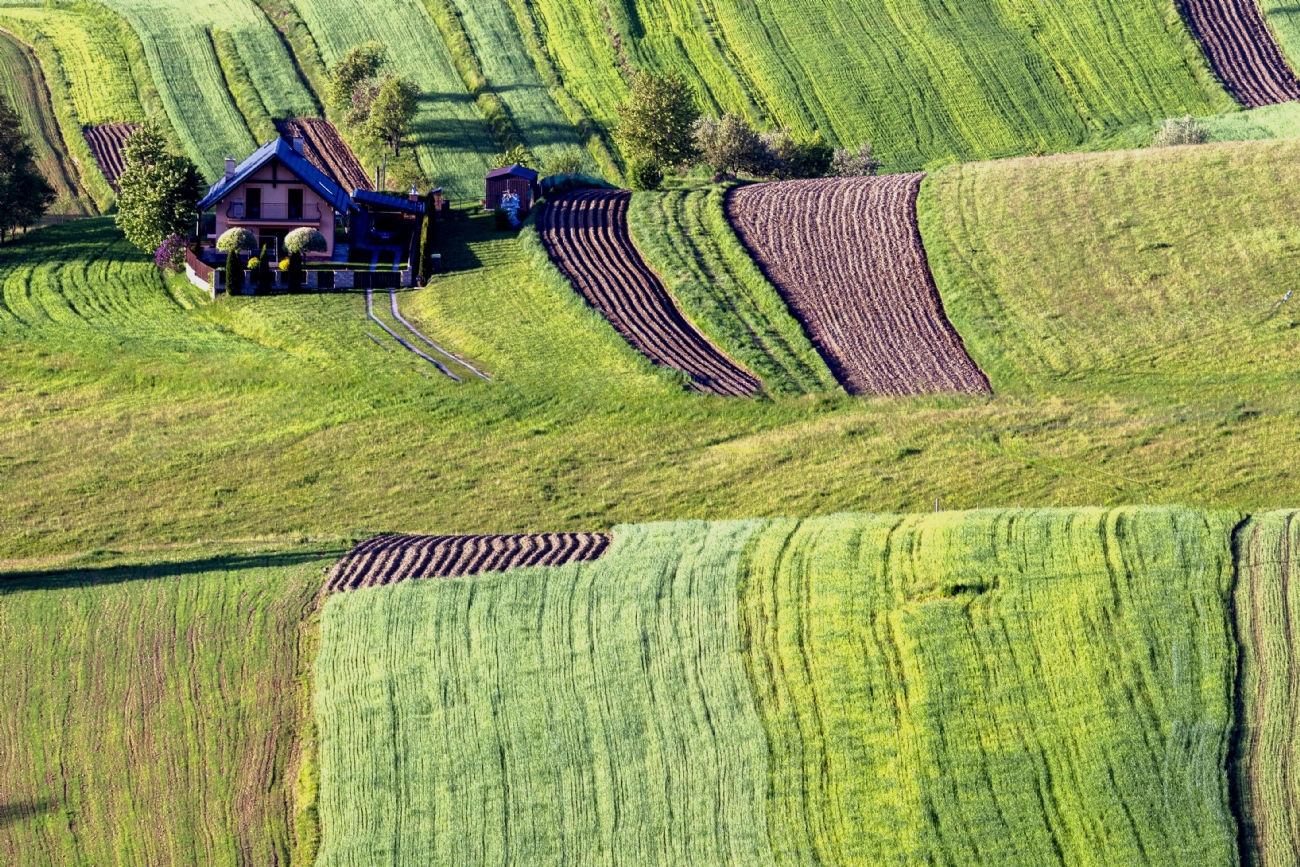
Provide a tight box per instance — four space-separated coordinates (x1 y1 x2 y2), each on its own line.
486 164 539 181
352 188 425 214
197 139 357 213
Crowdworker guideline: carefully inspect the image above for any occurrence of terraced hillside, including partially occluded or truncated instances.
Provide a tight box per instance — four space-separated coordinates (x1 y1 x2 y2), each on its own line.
0 32 89 215
313 508 1239 867
539 189 761 395
728 176 989 396
527 0 1232 170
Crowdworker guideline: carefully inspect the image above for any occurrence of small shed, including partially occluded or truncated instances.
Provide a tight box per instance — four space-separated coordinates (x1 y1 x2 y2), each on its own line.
485 165 539 212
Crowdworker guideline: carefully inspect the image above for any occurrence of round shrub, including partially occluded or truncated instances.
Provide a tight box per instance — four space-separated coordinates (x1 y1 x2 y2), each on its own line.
628 157 663 191
216 227 256 253
154 234 187 274
284 227 327 255
1152 116 1209 148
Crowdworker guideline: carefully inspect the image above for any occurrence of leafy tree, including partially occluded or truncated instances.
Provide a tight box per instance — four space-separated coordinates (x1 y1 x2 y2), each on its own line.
491 144 533 169
831 142 883 177
366 76 420 156
759 129 832 180
115 119 203 252
0 93 54 243
615 69 700 169
694 113 765 179
542 145 585 177
327 41 387 115
627 157 663 191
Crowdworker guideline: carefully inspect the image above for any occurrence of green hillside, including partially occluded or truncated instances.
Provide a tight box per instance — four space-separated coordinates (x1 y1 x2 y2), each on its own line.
527 0 1232 170
314 508 1238 866
0 542 341 866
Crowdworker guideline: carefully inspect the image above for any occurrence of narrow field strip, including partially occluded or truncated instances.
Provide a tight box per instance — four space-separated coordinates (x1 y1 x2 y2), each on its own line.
1234 511 1300 867
389 289 490 379
366 287 461 380
538 190 761 396
1180 0 1300 107
726 175 990 397
275 118 370 194
83 122 139 190
325 531 611 591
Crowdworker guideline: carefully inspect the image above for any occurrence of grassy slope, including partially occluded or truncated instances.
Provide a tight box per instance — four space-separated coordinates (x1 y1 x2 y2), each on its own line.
1233 511 1300 867
626 186 836 395
96 0 316 179
0 32 89 216
530 0 1231 170
292 0 495 200
314 508 1238 866
0 4 143 125
1258 0 1300 77
921 138 1300 398
0 541 342 866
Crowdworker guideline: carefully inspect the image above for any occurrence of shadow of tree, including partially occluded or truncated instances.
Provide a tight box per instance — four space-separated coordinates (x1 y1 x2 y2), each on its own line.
0 798 57 827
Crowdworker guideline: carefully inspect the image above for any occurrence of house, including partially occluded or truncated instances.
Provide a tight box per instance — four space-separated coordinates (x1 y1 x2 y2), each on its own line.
197 137 357 260
485 165 539 212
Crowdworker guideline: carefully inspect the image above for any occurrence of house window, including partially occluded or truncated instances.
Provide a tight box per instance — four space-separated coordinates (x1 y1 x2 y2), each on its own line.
288 188 303 220
247 187 261 219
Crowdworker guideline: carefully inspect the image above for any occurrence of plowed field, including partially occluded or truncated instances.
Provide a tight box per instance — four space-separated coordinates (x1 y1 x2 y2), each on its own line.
83 122 138 190
726 175 990 396
274 118 370 194
1180 0 1300 107
538 190 760 396
325 532 610 592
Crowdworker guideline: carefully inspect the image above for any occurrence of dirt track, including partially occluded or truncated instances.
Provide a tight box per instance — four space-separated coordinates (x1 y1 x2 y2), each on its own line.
1180 0 1300 107
325 533 611 592
275 118 371 193
83 123 139 191
726 175 990 397
538 189 761 396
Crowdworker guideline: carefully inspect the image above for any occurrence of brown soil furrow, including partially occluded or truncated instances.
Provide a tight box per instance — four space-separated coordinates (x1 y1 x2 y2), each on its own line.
539 189 760 396
326 533 612 591
274 118 371 193
83 123 140 191
726 175 990 397
1180 0 1300 107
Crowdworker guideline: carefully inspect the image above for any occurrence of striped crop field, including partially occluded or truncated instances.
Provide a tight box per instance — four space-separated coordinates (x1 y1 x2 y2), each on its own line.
97 0 317 179
528 0 1233 170
0 3 144 125
313 507 1240 866
626 187 836 396
0 31 90 215
1233 511 1300 867
0 543 342 866
293 0 495 200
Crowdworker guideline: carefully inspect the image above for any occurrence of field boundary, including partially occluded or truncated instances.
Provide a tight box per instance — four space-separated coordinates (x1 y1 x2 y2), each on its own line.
1178 0 1300 106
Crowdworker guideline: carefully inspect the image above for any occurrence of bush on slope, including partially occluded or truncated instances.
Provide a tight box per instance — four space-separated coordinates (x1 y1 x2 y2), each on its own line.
528 0 1231 171
313 508 1239 866
0 543 341 867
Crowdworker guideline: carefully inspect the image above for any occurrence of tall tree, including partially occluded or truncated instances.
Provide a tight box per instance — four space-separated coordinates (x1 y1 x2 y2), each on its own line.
115 120 203 253
327 41 387 117
0 93 53 243
366 76 420 156
614 70 701 169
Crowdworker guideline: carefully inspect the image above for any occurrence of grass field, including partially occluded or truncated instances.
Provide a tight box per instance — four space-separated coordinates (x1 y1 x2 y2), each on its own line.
1233 511 1300 867
0 541 342 866
293 0 496 199
0 31 90 216
920 137 1300 398
1259 0 1300 76
529 0 1232 170
314 507 1239 865
626 186 836 395
97 0 316 179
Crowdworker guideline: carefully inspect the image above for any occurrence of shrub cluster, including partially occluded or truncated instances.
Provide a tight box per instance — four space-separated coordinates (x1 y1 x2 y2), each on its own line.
1152 115 1209 148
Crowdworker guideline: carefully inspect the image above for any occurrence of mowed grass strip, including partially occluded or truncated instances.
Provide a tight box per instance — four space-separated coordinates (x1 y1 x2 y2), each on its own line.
292 0 495 199
920 138 1300 396
314 520 778 867
739 508 1240 866
0 32 89 215
626 187 837 395
0 542 343 867
1233 511 1300 867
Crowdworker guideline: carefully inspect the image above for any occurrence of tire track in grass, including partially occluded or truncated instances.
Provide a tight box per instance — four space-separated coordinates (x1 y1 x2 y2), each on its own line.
365 287 461 380
388 289 490 379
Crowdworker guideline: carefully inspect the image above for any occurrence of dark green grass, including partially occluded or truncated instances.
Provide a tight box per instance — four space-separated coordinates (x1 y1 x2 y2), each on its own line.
0 541 342 866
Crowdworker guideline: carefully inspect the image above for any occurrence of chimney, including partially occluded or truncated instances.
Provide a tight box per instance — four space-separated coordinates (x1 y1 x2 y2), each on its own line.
292 134 304 155
409 185 419 203
224 156 236 181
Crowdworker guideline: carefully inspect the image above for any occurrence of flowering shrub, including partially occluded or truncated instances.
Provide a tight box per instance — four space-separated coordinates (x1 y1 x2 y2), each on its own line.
154 233 187 274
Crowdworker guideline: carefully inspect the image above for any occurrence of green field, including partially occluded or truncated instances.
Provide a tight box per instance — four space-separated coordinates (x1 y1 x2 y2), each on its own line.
314 507 1239 865
0 541 342 866
97 0 316 179
528 0 1232 170
0 31 90 216
626 186 836 395
292 0 496 199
